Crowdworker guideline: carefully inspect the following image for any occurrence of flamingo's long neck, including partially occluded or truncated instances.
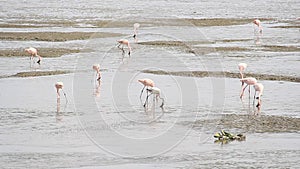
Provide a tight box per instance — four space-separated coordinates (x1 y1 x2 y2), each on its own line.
134 28 138 35
240 71 244 79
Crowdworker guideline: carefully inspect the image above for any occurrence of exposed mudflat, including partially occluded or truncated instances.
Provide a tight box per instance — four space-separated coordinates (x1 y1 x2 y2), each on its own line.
0 18 276 28
0 70 71 78
142 70 300 83
138 41 300 53
0 48 82 57
261 45 300 52
0 32 123 41
194 114 300 133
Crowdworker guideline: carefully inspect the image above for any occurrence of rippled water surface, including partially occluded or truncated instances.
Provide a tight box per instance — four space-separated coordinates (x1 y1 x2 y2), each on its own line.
0 0 300 168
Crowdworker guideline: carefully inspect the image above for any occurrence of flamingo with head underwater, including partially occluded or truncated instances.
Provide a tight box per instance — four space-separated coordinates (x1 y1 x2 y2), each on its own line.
145 86 165 108
25 47 42 64
253 83 264 107
253 19 263 33
138 78 155 99
117 39 132 56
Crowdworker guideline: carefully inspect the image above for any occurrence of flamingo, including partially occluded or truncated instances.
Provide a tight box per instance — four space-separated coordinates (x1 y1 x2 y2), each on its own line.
240 77 257 99
253 19 263 33
253 83 264 107
238 63 248 89
133 23 140 40
55 82 67 100
144 87 165 108
238 63 247 79
92 64 101 81
138 78 155 103
25 47 42 64
117 39 132 56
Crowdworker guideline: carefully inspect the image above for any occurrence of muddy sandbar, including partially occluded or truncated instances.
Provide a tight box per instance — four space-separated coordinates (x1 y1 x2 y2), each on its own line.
138 40 299 54
261 45 300 52
0 48 82 58
142 70 300 83
193 114 300 133
1 18 274 28
0 32 124 42
9 70 71 78
271 25 300 29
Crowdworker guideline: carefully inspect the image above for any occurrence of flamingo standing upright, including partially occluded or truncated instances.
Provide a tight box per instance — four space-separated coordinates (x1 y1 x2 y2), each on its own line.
117 39 132 56
55 82 67 103
253 19 263 33
92 64 101 81
133 23 140 41
55 82 64 99
25 47 42 64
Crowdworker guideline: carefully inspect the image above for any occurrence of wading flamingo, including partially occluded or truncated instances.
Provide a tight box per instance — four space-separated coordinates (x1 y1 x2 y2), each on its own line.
55 82 67 101
25 47 42 64
253 19 263 33
144 87 165 108
240 77 257 99
92 64 101 81
138 78 155 105
253 83 264 107
133 23 140 41
117 39 132 56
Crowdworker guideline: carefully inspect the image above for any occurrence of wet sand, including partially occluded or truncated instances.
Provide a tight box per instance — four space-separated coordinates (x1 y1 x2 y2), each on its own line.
3 40 297 58
0 70 71 79
261 45 300 52
3 17 298 29
138 41 300 53
0 18 275 28
183 18 272 27
142 70 300 83
0 48 82 57
0 32 124 41
270 25 300 29
194 114 300 133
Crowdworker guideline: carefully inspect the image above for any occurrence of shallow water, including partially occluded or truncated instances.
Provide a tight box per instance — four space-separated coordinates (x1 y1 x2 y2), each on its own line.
0 0 300 168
